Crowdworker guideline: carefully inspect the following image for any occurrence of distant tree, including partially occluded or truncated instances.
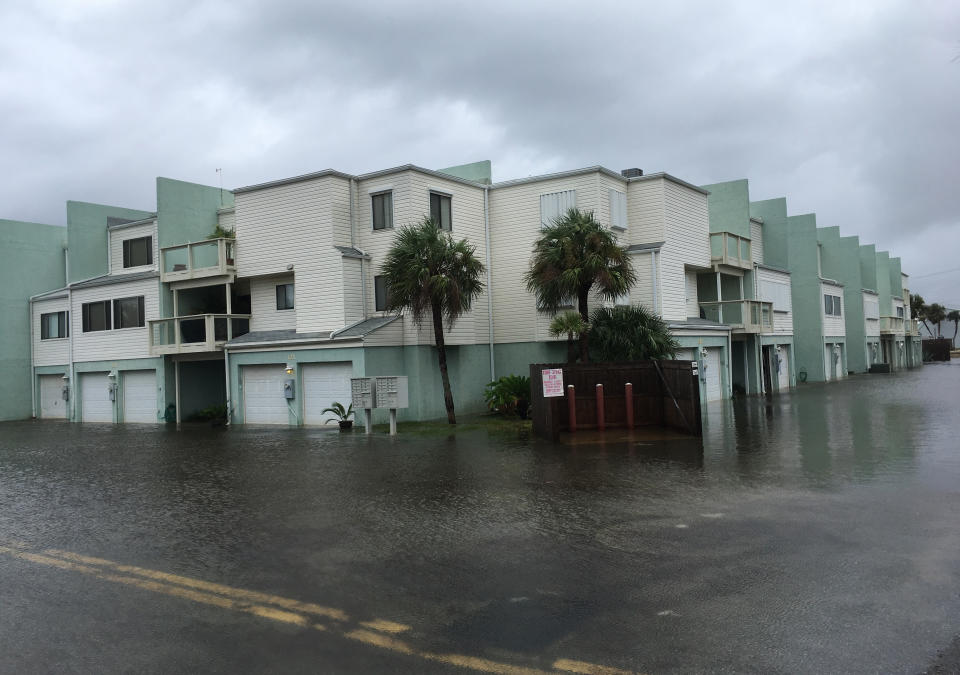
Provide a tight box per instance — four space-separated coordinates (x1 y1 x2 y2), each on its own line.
947 309 960 343
589 305 679 362
381 218 485 424
525 208 635 362
548 311 589 364
927 303 947 337
911 294 930 334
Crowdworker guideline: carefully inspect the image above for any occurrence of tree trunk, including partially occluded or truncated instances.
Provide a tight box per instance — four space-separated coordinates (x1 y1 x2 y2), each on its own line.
577 287 590 363
566 334 577 363
431 301 456 424
922 319 932 336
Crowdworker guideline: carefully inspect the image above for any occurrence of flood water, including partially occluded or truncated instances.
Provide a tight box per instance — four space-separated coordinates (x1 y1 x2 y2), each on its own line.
0 364 958 674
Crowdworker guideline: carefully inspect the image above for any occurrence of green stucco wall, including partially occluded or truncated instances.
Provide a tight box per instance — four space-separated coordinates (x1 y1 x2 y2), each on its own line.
0 219 67 421
824 232 869 373
750 198 789 270
859 244 878 292
436 160 492 185
786 213 827 383
493 341 566 381
701 179 752 238
66 201 153 283
875 251 892 316
888 257 903 300
156 177 233 250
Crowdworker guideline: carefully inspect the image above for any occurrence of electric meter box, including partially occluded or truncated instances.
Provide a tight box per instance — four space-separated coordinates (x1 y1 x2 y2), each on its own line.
350 377 375 409
374 376 408 409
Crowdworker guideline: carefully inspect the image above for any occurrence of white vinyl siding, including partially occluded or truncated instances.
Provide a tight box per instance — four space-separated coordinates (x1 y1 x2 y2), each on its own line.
609 189 627 230
32 297 70 367
820 282 845 337
540 190 577 228
80 372 113 422
70 278 158 363
658 180 711 322
864 292 881 337
301 363 354 426
249 275 297 332
630 251 658 313
39 375 67 419
750 220 764 265
234 175 351 333
684 270 699 318
342 258 364 325
362 318 404 347
757 268 793 335
109 222 157 274
122 370 158 423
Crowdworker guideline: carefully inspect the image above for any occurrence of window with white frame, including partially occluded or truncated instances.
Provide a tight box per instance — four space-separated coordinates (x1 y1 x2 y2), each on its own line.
82 301 111 332
374 275 391 312
823 294 842 317
540 190 576 228
40 311 68 339
276 283 294 310
122 236 153 268
113 296 145 329
430 192 452 231
372 191 393 231
760 280 791 311
609 189 627 230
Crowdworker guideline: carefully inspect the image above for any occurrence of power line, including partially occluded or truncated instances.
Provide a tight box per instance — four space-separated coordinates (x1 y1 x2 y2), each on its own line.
911 266 960 280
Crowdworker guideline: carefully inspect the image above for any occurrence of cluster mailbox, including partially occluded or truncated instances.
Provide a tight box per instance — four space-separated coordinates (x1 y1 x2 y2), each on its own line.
350 377 375 409
350 376 409 435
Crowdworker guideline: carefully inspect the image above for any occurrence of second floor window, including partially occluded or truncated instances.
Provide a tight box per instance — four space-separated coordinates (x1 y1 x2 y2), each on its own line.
824 294 842 317
82 301 111 332
113 296 145 329
374 275 391 312
430 192 452 231
372 192 393 230
40 311 68 339
540 189 576 228
897 306 904 319
123 236 153 268
609 189 627 230
276 283 294 310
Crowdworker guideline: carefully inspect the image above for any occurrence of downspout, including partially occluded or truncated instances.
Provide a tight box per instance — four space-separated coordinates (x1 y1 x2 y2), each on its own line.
484 186 495 381
351 178 369 319
651 251 659 314
66 252 75 422
29 296 36 418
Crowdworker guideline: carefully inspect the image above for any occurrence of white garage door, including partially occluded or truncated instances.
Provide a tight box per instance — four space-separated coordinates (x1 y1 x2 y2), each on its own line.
123 370 157 423
704 347 723 402
777 348 790 391
302 362 354 426
81 372 112 423
242 364 288 425
39 374 66 419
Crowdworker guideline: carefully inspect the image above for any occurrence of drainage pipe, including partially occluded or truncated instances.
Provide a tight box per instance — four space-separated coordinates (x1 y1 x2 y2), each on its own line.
484 186 495 381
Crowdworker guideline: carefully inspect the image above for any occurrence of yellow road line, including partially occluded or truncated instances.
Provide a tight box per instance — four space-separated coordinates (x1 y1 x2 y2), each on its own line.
1 543 638 675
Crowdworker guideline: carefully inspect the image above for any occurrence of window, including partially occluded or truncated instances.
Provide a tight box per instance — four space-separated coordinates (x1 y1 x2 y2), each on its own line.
40 311 68 339
374 275 391 312
760 280 791 311
112 296 145 329
864 298 880 320
430 192 452 231
609 189 627 230
896 306 904 319
372 192 393 230
276 283 294 310
82 301 112 332
122 236 153 268
540 190 576 228
824 294 842 317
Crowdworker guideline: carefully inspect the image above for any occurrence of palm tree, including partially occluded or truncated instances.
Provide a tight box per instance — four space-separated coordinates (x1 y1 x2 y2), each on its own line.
525 208 635 362
911 294 930 334
947 309 960 345
927 303 947 338
380 218 485 424
589 305 679 362
548 311 589 363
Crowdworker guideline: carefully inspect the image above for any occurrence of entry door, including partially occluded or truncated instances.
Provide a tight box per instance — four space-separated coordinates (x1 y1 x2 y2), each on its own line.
777 348 790 391
81 373 113 422
123 370 157 423
39 375 66 419
835 346 844 379
242 365 288 424
704 347 722 401
824 344 832 381
302 363 354 426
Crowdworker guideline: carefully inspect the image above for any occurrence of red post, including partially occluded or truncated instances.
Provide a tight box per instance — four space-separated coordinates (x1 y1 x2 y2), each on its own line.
596 383 605 431
567 384 576 432
625 382 634 429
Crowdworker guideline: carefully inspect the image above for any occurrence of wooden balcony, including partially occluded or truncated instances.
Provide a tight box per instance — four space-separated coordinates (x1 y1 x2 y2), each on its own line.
160 238 235 283
699 300 774 334
149 314 250 355
880 316 905 335
709 232 752 270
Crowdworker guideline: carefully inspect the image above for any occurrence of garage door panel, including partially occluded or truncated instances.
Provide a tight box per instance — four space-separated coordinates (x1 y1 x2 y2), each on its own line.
303 363 353 426
123 370 157 423
39 375 66 419
243 365 288 425
81 373 112 423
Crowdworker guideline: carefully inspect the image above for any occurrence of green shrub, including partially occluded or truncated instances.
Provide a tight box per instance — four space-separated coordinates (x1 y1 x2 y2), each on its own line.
483 375 532 419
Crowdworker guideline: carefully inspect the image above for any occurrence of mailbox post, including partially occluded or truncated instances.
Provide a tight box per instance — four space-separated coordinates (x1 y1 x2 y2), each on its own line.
374 376 408 436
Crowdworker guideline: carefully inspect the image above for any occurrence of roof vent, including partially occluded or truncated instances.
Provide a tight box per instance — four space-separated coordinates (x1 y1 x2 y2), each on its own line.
621 168 643 178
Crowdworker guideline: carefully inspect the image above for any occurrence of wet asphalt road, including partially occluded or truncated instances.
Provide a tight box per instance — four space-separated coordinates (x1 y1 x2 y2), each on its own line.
1 364 959 674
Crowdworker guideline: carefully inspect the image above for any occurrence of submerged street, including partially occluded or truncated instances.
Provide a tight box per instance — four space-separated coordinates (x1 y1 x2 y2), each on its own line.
1 365 959 674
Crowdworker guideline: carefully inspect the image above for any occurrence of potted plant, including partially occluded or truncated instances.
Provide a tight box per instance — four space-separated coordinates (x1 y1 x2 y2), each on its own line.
322 402 354 431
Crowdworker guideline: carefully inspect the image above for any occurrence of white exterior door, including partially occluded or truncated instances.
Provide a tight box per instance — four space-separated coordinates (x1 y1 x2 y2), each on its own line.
777 348 790 391
39 375 66 419
81 372 113 422
835 345 844 379
302 362 354 426
123 370 157 423
704 347 722 402
242 365 288 424
824 344 832 381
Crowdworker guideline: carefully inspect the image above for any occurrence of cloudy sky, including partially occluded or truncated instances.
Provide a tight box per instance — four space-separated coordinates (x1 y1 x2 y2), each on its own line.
2 0 958 305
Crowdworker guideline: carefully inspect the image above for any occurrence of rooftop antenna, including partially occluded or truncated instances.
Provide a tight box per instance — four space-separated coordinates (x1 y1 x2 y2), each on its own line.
216 168 223 205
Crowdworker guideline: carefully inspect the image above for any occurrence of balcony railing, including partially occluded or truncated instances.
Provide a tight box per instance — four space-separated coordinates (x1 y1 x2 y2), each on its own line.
699 300 774 333
709 231 752 270
880 316 905 334
148 314 250 355
160 238 235 282
906 319 919 336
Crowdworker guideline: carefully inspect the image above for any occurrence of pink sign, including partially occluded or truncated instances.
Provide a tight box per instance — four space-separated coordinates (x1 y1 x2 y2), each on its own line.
542 368 565 397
